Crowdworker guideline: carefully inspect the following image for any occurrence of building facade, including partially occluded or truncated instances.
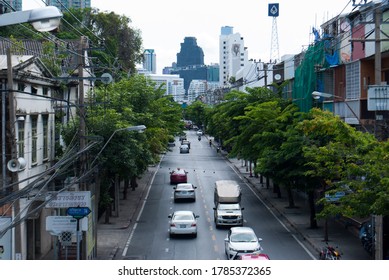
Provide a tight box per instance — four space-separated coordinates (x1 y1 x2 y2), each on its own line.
0 0 21 12
176 37 204 68
45 0 91 10
219 26 248 87
142 49 156 74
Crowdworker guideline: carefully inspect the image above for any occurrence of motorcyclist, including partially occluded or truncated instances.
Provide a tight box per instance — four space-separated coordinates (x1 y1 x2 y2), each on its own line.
209 139 212 147
198 135 201 141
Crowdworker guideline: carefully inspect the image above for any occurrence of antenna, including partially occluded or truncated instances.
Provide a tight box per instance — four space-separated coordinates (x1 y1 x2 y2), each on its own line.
268 3 280 63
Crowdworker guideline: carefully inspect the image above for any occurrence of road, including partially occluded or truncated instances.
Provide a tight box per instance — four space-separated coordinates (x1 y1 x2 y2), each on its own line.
123 130 317 260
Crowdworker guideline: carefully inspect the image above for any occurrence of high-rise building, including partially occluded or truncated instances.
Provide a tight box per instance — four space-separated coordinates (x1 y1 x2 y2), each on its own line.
0 0 22 12
45 0 91 10
176 37 204 68
219 26 247 87
143 49 156 74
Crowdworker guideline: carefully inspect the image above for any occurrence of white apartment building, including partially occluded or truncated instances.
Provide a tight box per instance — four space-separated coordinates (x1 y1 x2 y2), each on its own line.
219 26 248 87
188 80 219 103
143 73 185 102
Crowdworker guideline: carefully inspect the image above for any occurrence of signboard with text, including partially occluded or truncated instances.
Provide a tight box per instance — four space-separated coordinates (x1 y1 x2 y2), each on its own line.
46 216 88 235
45 191 91 208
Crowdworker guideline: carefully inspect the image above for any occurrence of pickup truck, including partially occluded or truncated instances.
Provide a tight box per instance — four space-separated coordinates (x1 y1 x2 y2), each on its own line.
213 180 244 227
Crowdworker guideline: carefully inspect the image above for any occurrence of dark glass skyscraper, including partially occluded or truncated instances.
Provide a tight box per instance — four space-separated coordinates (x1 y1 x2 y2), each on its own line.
176 37 204 68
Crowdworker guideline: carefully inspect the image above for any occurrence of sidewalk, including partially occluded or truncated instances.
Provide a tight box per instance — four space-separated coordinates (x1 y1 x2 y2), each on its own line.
96 154 372 260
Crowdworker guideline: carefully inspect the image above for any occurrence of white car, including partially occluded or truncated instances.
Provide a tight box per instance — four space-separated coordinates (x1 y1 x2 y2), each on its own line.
224 227 263 259
168 210 199 237
174 183 197 202
196 130 203 136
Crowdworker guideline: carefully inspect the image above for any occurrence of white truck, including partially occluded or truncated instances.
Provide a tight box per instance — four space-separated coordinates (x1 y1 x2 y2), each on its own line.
213 180 244 227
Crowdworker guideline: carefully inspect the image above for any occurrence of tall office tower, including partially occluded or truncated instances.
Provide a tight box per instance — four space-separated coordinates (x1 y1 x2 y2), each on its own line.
0 0 22 12
176 37 204 68
143 49 156 74
219 26 247 87
45 0 91 10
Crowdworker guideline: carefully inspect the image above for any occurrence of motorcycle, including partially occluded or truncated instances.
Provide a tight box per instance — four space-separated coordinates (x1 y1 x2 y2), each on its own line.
319 242 341 260
359 221 374 255
198 135 201 141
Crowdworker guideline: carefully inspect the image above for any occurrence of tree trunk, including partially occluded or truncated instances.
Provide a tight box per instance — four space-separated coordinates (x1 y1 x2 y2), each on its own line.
308 190 318 229
104 204 111 224
286 185 296 208
123 178 130 199
273 183 281 198
131 175 138 191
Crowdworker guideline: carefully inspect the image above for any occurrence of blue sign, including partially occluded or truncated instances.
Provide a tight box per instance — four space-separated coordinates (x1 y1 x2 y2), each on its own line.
268 3 279 17
67 207 91 219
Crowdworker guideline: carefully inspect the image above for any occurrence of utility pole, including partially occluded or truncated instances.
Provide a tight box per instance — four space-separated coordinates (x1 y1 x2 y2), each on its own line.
374 4 383 261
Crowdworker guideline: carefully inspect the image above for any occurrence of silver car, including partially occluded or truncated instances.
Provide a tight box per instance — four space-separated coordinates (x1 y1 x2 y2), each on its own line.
179 144 190 153
168 210 199 237
174 183 197 202
224 227 263 259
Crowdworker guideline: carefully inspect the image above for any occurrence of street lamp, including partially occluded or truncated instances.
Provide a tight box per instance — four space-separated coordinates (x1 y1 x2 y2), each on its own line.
0 6 63 32
90 125 146 167
311 91 369 133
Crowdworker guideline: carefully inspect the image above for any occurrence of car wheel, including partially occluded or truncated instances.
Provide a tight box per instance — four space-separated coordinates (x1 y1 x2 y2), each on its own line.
193 233 197 238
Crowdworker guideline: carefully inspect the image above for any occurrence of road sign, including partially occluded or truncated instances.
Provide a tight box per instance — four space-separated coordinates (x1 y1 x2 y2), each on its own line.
67 207 91 219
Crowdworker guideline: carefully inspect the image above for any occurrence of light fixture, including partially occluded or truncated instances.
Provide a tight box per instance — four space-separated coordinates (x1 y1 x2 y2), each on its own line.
0 6 63 32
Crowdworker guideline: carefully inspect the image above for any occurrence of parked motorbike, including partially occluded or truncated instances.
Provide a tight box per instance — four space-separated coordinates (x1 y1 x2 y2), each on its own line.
359 221 374 255
319 242 341 260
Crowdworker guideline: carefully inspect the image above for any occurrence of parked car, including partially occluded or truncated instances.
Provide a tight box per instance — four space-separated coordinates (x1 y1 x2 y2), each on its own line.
170 168 188 184
168 210 199 237
224 227 263 259
180 144 190 153
174 183 197 202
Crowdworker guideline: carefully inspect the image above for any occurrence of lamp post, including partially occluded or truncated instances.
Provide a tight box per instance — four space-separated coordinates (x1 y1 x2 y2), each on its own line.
0 6 62 32
0 6 63 260
311 91 369 133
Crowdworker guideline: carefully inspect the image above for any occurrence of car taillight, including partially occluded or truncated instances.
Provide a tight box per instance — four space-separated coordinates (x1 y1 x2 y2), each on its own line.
170 223 176 227
191 223 196 227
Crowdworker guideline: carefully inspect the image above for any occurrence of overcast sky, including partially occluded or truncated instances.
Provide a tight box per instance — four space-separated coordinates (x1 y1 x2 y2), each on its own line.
25 0 365 74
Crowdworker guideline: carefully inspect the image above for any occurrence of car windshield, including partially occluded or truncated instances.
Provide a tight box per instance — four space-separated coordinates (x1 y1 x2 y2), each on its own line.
219 204 240 210
231 233 257 242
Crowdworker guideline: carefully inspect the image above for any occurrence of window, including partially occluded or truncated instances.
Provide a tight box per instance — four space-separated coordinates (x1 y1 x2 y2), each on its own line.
31 115 38 164
17 117 25 158
31 86 38 95
18 83 25 92
42 115 49 160
43 87 49 96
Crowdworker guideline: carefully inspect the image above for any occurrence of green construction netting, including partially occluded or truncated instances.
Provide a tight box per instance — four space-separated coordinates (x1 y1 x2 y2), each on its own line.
293 40 328 112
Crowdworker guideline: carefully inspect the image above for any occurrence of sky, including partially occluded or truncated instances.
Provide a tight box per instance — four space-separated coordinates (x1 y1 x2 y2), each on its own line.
24 0 363 74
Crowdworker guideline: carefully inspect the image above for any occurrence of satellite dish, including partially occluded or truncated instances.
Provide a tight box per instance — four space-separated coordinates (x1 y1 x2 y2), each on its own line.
100 73 113 84
274 74 282 81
